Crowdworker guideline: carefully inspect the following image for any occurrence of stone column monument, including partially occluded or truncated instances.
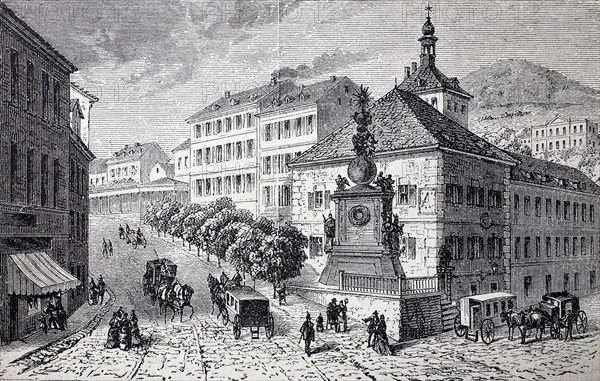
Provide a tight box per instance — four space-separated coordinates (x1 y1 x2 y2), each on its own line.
319 86 405 286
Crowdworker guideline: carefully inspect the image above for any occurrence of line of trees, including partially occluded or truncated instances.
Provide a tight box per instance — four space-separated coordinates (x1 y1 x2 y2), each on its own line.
143 197 309 297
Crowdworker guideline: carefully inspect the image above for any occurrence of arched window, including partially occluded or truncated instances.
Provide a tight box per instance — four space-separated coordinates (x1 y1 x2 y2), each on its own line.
431 97 438 109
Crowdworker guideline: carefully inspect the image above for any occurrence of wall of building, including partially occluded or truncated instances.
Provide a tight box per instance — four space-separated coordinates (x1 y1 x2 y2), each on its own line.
173 148 191 183
315 77 360 141
510 182 600 307
532 119 599 158
69 86 94 148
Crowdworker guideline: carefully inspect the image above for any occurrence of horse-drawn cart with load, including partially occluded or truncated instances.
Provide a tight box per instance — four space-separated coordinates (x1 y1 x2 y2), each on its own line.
143 258 177 304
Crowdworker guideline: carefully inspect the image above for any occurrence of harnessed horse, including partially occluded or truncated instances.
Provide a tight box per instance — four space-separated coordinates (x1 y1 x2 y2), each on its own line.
501 308 548 344
207 274 227 320
157 281 195 323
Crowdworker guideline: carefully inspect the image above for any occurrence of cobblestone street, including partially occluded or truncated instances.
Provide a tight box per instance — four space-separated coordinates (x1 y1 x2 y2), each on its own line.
2 214 598 380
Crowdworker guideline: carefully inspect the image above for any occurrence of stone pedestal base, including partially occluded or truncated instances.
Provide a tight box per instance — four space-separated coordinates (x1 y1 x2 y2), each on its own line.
319 246 404 286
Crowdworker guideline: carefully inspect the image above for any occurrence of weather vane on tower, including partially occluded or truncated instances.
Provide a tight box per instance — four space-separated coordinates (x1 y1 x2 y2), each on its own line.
425 3 433 18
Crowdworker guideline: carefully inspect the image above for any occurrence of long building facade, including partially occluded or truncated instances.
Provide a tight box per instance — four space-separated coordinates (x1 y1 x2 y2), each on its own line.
1 2 93 344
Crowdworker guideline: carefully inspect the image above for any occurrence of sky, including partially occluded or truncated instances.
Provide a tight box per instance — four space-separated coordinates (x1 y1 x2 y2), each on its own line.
7 0 600 158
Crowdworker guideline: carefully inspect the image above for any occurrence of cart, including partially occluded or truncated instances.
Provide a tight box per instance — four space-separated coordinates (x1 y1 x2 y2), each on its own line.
223 286 275 340
537 291 587 337
143 258 177 304
454 292 517 344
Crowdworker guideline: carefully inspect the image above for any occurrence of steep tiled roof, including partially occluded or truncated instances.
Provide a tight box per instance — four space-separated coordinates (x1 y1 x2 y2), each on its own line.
259 76 349 115
172 138 191 153
89 158 109 174
155 162 175 178
107 142 157 164
290 88 514 165
70 82 99 102
186 80 295 123
397 63 471 98
1 2 77 72
507 152 600 195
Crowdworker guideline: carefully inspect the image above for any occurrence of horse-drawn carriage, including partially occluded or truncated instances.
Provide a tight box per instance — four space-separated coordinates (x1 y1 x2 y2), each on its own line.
143 258 177 304
222 286 275 340
537 291 587 337
453 292 517 344
119 225 147 248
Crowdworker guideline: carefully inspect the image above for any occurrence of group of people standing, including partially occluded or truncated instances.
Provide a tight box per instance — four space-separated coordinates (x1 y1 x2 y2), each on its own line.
105 307 142 350
363 310 391 355
102 238 114 257
89 275 107 305
39 299 67 333
322 298 348 333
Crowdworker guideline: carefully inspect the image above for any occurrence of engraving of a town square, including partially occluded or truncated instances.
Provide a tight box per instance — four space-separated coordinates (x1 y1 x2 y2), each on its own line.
1 0 599 380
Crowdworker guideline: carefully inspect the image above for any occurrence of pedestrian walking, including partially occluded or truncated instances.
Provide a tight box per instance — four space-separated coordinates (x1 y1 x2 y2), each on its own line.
299 312 315 357
363 310 379 347
278 283 287 306
219 271 229 288
44 301 58 329
373 315 391 355
105 312 120 349
89 278 98 305
102 238 108 257
316 313 324 332
97 275 107 304
39 313 48 334
563 309 574 341
108 240 114 256
339 299 348 332
130 310 142 347
56 301 67 330
327 298 339 331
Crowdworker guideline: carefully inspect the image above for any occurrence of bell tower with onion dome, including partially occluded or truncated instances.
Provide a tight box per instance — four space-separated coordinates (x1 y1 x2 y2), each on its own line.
419 4 437 67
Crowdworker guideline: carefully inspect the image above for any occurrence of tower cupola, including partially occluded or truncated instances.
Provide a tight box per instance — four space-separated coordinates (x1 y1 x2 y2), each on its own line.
418 4 437 67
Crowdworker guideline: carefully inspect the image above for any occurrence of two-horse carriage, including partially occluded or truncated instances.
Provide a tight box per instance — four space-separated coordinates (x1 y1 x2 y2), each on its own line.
119 225 147 248
536 291 587 338
207 274 274 339
143 258 194 322
453 292 517 344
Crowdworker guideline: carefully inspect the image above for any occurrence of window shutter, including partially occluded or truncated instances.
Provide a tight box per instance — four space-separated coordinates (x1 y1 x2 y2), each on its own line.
409 185 417 206
408 237 416 260
308 192 314 210
324 190 331 209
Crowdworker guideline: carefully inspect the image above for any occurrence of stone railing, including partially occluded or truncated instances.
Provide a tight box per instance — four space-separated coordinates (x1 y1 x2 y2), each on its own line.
401 276 439 295
339 272 439 296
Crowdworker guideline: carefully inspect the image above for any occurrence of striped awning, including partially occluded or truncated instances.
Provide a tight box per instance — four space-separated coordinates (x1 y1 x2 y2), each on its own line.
7 252 81 295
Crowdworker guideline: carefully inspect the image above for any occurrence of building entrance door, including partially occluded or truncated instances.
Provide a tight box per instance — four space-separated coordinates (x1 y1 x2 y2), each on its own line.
9 295 19 342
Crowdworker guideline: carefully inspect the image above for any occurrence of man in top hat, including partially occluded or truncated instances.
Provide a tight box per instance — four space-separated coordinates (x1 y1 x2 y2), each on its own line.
363 310 379 347
299 312 315 356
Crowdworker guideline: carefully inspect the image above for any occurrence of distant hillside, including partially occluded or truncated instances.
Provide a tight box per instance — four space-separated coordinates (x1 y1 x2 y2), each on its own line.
460 59 600 183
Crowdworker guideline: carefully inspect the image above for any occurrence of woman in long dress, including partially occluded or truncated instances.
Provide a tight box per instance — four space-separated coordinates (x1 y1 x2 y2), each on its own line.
373 315 392 355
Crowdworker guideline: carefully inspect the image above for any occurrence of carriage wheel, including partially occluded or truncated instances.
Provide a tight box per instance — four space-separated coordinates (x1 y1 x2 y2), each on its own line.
233 316 241 340
265 313 274 339
480 319 495 345
576 311 587 333
453 315 467 337
550 322 561 339
222 309 229 326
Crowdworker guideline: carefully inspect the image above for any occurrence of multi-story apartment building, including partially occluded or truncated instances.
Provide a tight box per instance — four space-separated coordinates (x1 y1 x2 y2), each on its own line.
186 78 296 214
396 13 472 129
89 142 188 217
1 2 92 343
69 82 98 149
172 138 191 183
509 153 599 306
532 116 599 157
257 76 359 224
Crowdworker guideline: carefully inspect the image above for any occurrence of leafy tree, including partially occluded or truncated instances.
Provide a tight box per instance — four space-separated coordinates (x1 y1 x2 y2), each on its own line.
169 203 204 245
155 199 181 238
143 201 161 231
201 208 254 267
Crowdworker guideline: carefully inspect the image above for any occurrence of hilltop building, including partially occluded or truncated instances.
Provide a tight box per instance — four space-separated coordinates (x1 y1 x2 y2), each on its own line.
0 2 94 343
531 116 599 158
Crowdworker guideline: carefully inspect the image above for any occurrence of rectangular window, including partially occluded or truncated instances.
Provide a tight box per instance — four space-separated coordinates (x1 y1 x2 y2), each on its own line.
582 204 587 222
535 197 542 217
264 123 272 141
573 202 579 221
283 120 291 138
216 177 222 195
263 156 272 175
10 50 19 102
581 237 586 255
224 176 232 194
205 178 212 195
205 121 212 136
488 190 502 209
236 141 243 159
246 174 255 193
564 237 569 256
263 186 272 207
76 212 80 241
226 143 232 161
216 119 222 134
195 124 202 138
42 72 49 119
10 142 18 202
247 139 254 158
573 237 578 256
574 272 580 291
545 274 552 293
215 145 223 163
590 205 594 222
306 115 314 134
546 237 551 257
195 179 202 196
446 184 463 204
70 210 75 237
53 79 60 123
564 201 570 219
225 117 232 132
524 236 531 258
515 237 521 259
315 191 324 209
41 154 48 206
235 175 243 193
445 236 464 260
591 270 597 290
466 186 484 206
546 198 552 218
275 121 281 140
27 60 34 110
535 236 541 257
556 200 561 219
591 237 595 257
283 153 292 173
204 148 211 164
53 159 60 207
524 276 532 297
514 194 520 214
279 185 291 207
27 149 34 204
524 196 531 215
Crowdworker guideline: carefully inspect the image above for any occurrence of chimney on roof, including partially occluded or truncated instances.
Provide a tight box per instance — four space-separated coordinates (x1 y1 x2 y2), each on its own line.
270 77 278 86
330 75 337 82
135 142 140 146
124 144 129 149
404 67 411 79
224 90 231 97
411 62 417 74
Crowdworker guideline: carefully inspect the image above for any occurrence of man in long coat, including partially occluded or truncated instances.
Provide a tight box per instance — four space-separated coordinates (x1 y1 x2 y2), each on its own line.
299 313 315 356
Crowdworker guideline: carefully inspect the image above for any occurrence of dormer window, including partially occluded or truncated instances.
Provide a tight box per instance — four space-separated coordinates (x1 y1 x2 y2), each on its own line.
284 95 294 104
210 103 221 111
229 98 239 106
271 98 281 107
417 78 426 87
249 93 258 101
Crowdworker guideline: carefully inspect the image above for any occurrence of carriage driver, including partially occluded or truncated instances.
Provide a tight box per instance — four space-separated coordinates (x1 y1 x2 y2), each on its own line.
562 310 574 341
